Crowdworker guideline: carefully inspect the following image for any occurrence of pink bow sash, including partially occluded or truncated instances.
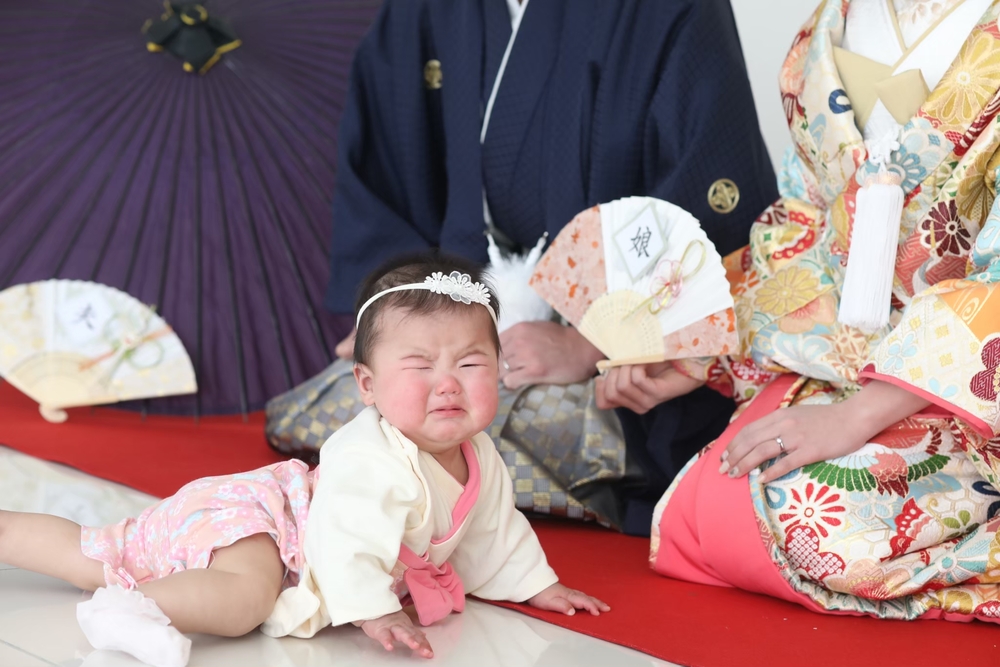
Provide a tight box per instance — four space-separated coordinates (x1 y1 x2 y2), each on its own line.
398 545 465 626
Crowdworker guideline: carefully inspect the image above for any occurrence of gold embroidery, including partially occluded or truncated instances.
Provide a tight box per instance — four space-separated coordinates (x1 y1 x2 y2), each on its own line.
424 59 443 90
939 590 975 614
708 179 740 214
940 352 954 366
925 33 1000 130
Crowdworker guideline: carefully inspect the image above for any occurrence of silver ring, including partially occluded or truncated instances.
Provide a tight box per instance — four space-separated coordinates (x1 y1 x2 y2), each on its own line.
502 359 511 371
775 436 785 453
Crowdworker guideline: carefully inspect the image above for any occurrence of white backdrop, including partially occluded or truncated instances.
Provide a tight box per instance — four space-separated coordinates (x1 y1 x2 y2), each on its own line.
730 0 816 173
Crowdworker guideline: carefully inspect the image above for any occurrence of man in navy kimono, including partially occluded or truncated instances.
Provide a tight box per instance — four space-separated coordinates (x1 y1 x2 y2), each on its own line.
325 0 779 534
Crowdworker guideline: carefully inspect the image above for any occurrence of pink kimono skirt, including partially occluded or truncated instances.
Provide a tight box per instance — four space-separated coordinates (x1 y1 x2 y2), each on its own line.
81 460 314 589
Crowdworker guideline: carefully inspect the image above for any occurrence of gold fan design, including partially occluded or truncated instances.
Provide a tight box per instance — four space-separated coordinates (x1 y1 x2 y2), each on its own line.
0 280 197 422
578 291 665 366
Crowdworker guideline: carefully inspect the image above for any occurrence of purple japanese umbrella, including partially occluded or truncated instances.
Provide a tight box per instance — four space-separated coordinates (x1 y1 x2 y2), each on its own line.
0 1 381 415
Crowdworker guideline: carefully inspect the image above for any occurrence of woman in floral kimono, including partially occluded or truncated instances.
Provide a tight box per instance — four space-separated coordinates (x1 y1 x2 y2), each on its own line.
620 0 1000 621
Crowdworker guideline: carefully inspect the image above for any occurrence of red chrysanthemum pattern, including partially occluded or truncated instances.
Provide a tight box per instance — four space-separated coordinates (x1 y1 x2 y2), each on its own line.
778 483 845 539
971 337 1000 402
919 200 973 257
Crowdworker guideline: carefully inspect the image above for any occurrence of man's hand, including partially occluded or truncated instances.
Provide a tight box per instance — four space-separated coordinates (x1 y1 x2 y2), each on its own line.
335 329 356 360
499 322 605 389
595 362 704 414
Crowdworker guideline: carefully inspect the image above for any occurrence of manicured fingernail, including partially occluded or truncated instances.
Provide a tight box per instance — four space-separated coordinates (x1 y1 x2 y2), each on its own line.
719 461 730 474
568 609 575 616
720 450 729 462
728 467 738 478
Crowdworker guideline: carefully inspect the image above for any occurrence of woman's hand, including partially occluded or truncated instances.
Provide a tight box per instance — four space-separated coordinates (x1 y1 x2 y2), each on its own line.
528 582 610 616
720 379 932 484
594 362 704 414
499 321 605 389
359 610 434 659
719 402 867 484
335 328 357 360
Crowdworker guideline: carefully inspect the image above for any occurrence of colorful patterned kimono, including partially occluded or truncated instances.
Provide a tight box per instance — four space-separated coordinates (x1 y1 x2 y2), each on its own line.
650 0 1000 622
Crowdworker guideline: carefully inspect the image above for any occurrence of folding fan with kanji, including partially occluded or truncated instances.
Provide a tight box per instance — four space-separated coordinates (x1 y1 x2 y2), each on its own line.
0 280 197 422
530 197 738 370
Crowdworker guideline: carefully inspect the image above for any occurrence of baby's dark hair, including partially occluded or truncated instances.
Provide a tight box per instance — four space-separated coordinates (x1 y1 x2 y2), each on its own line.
353 252 501 366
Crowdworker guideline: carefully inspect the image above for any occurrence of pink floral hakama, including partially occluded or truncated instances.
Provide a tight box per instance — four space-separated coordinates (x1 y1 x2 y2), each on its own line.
81 461 314 589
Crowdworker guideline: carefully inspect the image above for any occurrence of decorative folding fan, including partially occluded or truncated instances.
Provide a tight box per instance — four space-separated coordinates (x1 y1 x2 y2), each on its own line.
530 197 738 370
0 280 197 422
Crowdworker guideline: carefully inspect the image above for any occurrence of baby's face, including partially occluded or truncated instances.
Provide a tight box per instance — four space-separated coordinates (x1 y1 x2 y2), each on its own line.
354 305 499 454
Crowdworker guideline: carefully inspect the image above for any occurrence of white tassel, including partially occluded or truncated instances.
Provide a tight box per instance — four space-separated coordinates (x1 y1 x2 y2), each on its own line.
837 127 904 333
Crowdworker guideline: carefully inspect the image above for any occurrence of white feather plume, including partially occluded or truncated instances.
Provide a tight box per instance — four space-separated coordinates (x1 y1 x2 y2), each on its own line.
485 234 553 333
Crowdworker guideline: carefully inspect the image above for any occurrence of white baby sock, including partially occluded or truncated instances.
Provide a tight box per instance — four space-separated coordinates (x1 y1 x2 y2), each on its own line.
77 585 191 667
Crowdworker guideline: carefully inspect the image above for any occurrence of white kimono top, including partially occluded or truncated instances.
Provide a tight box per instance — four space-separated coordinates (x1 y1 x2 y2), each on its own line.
261 406 558 638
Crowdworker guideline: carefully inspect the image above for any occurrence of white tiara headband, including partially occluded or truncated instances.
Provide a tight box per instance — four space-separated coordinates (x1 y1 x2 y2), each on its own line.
356 271 498 328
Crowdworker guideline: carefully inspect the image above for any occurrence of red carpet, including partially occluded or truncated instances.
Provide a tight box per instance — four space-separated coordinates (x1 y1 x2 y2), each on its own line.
2 381 999 666
512 521 1000 667
0 382 284 498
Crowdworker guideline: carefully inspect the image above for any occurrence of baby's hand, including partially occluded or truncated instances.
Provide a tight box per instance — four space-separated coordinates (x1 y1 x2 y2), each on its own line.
359 611 434 659
527 583 610 616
